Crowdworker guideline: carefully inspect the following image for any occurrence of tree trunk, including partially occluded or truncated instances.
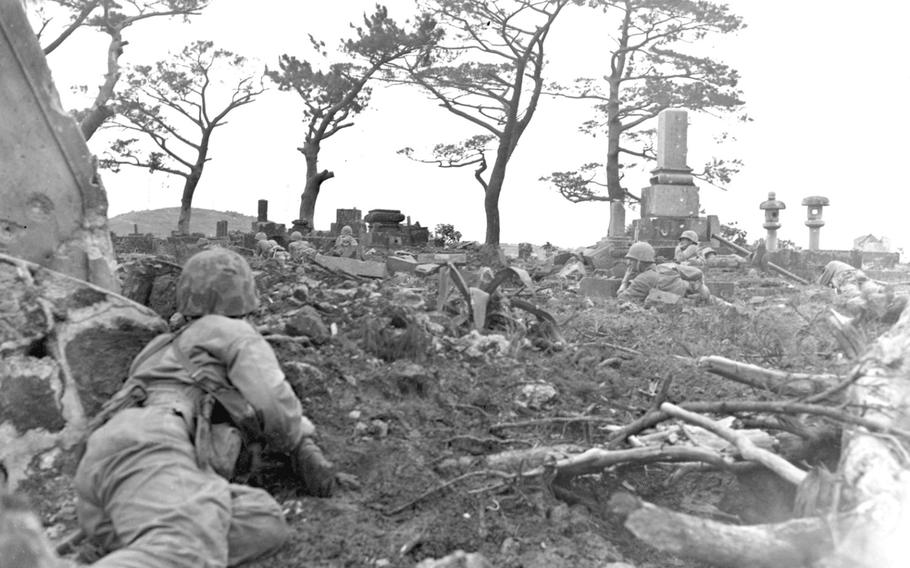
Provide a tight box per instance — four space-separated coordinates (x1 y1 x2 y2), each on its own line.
604 3 631 237
80 26 124 141
608 200 626 238
484 160 507 246
298 140 334 227
177 173 200 235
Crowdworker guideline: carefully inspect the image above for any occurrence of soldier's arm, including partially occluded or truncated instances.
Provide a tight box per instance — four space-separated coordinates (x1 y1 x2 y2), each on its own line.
223 334 309 453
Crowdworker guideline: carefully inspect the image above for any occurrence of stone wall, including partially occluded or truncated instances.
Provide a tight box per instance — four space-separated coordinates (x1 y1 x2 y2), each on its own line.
0 253 166 494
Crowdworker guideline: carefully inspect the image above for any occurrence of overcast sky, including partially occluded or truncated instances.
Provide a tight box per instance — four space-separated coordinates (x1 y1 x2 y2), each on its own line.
40 1 910 253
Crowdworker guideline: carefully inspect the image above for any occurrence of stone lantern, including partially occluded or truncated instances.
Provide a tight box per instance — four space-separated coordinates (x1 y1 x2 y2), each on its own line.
759 192 786 251
802 196 830 251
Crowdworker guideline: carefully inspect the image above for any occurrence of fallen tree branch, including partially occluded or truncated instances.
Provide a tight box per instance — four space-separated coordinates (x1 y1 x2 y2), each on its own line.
698 355 841 397
609 492 852 568
384 470 511 516
660 403 807 485
490 416 618 431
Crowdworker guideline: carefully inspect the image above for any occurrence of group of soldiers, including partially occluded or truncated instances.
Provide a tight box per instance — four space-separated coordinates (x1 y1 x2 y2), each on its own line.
17 226 892 567
251 226 358 262
617 230 716 303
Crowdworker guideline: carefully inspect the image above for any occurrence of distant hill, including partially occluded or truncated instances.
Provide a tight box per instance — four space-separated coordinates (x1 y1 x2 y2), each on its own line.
108 208 258 237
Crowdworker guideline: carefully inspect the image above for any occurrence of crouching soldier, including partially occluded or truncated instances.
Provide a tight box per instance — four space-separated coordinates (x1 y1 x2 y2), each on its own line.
74 248 336 567
618 241 711 303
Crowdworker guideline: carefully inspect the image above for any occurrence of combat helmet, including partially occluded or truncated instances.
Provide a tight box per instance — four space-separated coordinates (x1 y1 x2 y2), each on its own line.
289 231 303 242
177 249 259 317
254 231 267 241
679 230 699 244
625 241 655 263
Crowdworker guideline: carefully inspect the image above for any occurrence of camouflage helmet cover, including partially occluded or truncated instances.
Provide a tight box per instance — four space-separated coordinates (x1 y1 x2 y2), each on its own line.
680 230 699 244
254 232 267 241
625 241 656 263
340 225 353 236
290 231 303 241
177 249 259 316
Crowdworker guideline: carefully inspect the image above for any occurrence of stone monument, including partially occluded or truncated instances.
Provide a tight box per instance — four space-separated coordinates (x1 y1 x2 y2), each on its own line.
760 192 786 251
633 109 719 257
802 196 829 251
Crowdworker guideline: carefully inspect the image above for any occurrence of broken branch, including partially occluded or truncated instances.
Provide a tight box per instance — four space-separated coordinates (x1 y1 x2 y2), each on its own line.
660 402 807 485
698 355 841 397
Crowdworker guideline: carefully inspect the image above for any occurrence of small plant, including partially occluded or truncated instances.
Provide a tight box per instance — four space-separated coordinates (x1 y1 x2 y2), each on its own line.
433 223 462 247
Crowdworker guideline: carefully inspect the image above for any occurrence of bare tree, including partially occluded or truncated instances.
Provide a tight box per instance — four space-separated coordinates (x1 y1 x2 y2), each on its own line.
266 5 439 230
543 0 745 237
390 0 581 246
29 0 209 140
100 40 263 235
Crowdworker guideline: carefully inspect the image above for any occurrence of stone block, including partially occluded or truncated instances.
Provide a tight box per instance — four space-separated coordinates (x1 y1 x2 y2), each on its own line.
315 254 388 278
285 306 330 344
706 281 735 300
579 277 621 300
634 217 708 245
641 185 700 218
387 256 419 274
416 264 442 276
656 109 689 171
416 253 468 265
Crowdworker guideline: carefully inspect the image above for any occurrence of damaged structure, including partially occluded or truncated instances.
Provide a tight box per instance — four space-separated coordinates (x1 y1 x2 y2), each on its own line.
0 3 119 293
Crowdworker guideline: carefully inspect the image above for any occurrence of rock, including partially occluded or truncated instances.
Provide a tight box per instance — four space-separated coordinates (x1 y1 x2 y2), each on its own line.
0 253 166 494
416 551 493 568
415 264 441 276
315 254 388 278
558 259 587 279
388 362 433 397
285 306 330 344
0 493 70 568
387 256 419 274
579 277 621 300
518 382 558 409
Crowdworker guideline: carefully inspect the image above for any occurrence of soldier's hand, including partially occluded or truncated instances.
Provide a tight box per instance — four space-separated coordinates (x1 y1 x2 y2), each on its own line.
291 437 336 498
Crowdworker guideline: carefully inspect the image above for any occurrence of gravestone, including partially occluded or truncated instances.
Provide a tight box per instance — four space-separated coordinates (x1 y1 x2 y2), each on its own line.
633 109 718 256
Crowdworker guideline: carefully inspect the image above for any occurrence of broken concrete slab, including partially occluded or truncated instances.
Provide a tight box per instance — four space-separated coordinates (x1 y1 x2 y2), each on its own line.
416 264 442 276
0 253 166 494
387 256 419 274
416 253 468 265
579 277 622 300
0 2 118 292
315 254 388 279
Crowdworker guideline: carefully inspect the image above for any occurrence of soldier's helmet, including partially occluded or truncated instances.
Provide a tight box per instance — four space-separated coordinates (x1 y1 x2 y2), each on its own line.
254 232 267 241
340 225 353 236
177 249 259 317
680 230 699 244
290 231 303 242
701 247 716 257
625 242 656 263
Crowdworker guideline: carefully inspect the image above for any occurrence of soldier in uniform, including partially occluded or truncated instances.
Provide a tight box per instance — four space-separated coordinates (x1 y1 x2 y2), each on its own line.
74 248 336 567
674 230 701 265
618 242 710 302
